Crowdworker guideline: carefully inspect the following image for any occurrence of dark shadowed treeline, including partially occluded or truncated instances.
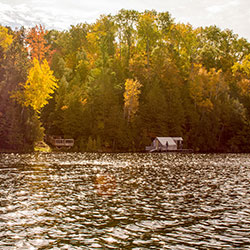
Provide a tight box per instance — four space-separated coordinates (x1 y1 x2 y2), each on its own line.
1 10 250 152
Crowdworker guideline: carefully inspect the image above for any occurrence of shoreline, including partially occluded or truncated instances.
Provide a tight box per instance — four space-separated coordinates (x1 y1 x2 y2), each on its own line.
1 149 250 154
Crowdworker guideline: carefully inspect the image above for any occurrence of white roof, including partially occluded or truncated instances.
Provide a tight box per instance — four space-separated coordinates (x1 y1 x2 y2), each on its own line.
172 137 183 141
156 137 176 146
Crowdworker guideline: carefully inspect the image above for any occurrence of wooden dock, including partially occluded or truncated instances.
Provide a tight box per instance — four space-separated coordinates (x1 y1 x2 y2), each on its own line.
147 147 193 153
47 136 74 149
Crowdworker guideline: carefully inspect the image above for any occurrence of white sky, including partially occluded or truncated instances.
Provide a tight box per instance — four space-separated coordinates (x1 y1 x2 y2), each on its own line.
0 0 250 41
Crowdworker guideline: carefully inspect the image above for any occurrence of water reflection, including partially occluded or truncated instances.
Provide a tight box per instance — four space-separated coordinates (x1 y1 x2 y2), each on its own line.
0 153 250 249
95 173 116 196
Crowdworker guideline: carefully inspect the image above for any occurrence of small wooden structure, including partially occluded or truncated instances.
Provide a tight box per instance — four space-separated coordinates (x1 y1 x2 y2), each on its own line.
146 137 184 152
47 135 74 149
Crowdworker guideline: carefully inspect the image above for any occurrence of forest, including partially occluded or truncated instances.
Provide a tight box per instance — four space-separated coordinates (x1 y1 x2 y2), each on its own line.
0 9 250 153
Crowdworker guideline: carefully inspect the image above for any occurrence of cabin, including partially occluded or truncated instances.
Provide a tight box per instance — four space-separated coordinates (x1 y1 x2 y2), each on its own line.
146 137 183 152
47 135 74 149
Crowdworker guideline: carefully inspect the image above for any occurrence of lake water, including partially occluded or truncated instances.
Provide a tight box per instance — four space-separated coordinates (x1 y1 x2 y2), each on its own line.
0 153 250 249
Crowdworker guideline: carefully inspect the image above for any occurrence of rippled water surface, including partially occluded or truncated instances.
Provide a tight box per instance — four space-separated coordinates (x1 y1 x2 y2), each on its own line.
0 153 250 249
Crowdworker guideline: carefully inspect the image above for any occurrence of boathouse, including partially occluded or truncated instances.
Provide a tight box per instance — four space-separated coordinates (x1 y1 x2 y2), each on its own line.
146 137 183 152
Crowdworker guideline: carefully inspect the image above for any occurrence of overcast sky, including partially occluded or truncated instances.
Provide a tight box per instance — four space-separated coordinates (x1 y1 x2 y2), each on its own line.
0 0 250 41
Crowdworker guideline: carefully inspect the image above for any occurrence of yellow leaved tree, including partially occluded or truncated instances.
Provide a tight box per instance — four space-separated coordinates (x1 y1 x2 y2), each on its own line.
189 64 227 111
14 58 58 113
0 26 13 51
124 79 142 122
232 54 250 97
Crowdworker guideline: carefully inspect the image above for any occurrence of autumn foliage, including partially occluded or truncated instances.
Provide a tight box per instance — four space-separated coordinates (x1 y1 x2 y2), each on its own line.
124 79 142 121
11 25 58 114
13 58 58 113
25 25 50 62
0 26 13 50
1 10 250 152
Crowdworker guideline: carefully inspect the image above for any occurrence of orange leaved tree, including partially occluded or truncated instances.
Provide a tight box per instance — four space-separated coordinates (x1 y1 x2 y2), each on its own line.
25 25 51 63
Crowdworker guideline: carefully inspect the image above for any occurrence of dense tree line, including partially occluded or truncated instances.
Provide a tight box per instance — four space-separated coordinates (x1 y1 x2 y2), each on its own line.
1 10 250 152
